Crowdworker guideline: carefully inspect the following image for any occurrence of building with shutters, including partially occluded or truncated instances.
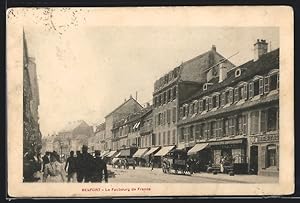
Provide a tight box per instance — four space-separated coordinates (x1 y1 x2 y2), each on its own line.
104 96 143 151
177 39 279 176
152 45 235 152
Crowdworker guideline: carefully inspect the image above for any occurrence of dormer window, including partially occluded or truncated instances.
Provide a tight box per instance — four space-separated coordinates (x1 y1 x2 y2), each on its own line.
249 75 263 99
264 69 279 94
203 83 213 91
235 68 242 78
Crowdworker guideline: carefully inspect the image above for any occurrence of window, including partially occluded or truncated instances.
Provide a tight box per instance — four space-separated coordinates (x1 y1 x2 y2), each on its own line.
234 87 241 102
167 131 171 145
212 95 219 108
269 74 278 91
211 121 217 139
229 117 236 136
163 132 166 145
172 130 176 144
163 92 167 104
250 77 263 98
190 103 195 115
167 109 171 124
199 100 204 112
204 123 210 139
195 124 201 140
267 108 278 131
172 86 177 100
158 113 161 125
172 107 176 123
225 91 230 104
223 118 229 137
189 125 194 141
183 106 186 117
267 145 277 167
167 89 171 102
237 115 248 135
158 133 161 145
180 128 185 142
216 120 223 138
152 134 156 146
193 101 199 113
158 95 161 106
250 111 259 134
261 108 279 132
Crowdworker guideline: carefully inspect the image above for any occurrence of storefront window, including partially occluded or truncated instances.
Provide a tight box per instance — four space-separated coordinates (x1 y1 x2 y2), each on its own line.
214 150 222 164
232 148 245 163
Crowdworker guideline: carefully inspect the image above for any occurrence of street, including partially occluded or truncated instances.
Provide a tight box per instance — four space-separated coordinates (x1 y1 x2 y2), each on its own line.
107 165 279 183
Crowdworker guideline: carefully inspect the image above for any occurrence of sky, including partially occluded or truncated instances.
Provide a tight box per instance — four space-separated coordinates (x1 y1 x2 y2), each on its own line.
24 11 279 137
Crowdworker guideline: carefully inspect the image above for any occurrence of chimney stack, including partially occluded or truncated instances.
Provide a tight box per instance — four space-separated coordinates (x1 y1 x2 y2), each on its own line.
218 60 227 83
212 45 216 52
254 39 268 61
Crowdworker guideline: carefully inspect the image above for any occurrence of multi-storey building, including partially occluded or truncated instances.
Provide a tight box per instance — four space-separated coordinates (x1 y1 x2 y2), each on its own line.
177 40 279 176
104 96 143 151
87 122 106 153
23 30 42 155
152 45 235 158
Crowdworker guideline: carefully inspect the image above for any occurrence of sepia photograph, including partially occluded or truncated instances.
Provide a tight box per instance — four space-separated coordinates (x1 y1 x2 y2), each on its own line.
6 6 294 197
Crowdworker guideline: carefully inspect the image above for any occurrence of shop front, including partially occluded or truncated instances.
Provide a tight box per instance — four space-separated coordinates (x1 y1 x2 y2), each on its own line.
133 148 150 167
249 132 279 176
208 138 248 174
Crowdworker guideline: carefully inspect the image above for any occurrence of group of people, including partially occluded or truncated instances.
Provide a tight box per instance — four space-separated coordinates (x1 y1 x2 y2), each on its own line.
24 145 108 183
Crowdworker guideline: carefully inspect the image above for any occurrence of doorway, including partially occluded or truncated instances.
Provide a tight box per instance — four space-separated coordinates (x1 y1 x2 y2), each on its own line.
250 146 258 174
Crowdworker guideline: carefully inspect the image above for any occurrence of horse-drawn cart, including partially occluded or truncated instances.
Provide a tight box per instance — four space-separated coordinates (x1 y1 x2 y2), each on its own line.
161 149 192 175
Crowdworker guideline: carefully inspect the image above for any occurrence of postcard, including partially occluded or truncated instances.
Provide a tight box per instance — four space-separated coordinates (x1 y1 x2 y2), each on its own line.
6 6 294 197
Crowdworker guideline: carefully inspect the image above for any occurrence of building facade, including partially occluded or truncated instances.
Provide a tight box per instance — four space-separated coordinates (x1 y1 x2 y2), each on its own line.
104 96 143 151
152 45 235 149
23 31 42 155
177 40 279 176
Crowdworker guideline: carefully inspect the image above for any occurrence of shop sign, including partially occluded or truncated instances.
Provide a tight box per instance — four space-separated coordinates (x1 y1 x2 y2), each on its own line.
251 133 279 143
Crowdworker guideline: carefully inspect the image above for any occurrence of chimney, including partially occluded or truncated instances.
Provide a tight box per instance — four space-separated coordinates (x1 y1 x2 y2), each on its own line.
218 60 227 83
212 45 216 52
254 39 268 61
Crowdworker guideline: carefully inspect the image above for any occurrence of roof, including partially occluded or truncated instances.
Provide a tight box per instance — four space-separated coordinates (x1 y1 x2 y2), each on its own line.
105 97 143 118
182 48 279 104
59 120 89 133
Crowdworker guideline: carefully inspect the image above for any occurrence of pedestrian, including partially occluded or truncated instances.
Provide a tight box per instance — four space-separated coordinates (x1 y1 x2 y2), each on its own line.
42 152 51 172
91 150 108 183
75 150 82 182
65 151 77 182
43 152 66 182
77 145 94 183
150 156 155 171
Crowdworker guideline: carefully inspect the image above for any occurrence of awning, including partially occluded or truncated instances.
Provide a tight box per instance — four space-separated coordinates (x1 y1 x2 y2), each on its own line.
101 150 110 157
117 149 131 157
133 148 149 158
105 150 117 158
208 139 245 146
154 146 175 157
144 147 160 156
187 143 209 156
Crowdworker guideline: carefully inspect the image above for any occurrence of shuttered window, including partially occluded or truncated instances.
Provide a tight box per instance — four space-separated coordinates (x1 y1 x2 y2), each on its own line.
199 100 203 112
216 95 220 108
229 89 234 104
250 111 259 134
264 76 270 94
167 109 171 124
221 92 225 107
243 83 248 100
249 82 254 98
259 78 264 95
205 99 209 111
208 97 213 110
194 101 199 113
234 87 239 102
195 124 201 140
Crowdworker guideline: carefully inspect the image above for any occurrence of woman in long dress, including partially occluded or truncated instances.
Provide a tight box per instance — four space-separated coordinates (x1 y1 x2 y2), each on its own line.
43 152 66 183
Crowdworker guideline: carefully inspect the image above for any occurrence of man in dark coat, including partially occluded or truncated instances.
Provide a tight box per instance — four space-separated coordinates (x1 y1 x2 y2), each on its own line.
75 150 82 182
65 151 77 182
42 151 51 172
77 145 94 182
91 150 108 183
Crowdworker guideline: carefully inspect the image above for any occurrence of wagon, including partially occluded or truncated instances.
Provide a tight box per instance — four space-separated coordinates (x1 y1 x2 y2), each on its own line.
161 149 192 175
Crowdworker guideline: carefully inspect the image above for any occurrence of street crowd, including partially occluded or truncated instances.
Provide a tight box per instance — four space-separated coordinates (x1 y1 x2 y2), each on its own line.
23 145 108 183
